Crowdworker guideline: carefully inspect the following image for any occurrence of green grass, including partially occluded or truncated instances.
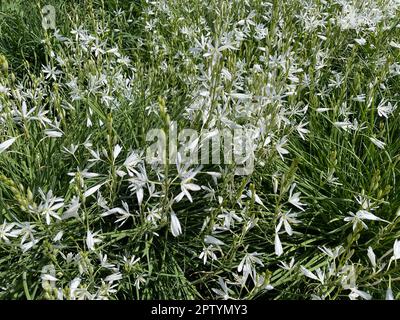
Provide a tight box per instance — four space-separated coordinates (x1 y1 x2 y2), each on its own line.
0 0 400 300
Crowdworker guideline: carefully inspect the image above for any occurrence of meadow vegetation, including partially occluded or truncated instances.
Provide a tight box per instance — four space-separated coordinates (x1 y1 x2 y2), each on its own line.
0 0 400 299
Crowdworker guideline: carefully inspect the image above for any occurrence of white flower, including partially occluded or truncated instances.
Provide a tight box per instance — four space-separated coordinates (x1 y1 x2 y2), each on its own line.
354 38 366 46
276 209 300 236
316 108 332 113
127 164 149 206
288 183 306 211
113 144 122 162
279 258 295 271
63 144 79 156
352 94 366 102
377 101 396 118
99 253 115 269
53 231 64 242
386 288 394 300
275 136 290 160
15 222 36 246
69 278 81 300
84 182 105 198
41 274 58 282
334 121 352 132
62 196 81 220
349 288 371 300
344 210 388 231
242 190 265 207
102 201 132 226
170 211 182 237
217 210 242 230
86 230 101 251
300 266 325 284
42 65 62 81
390 41 400 49
0 137 17 154
45 129 63 138
41 264 58 291
0 222 18 243
31 189 64 225
230 93 252 100
296 122 309 140
318 246 343 259
369 137 385 149
367 247 376 267
21 240 38 253
199 246 218 265
211 277 232 300
134 273 147 289
274 231 283 257
123 150 142 172
356 210 385 221
122 255 140 268
0 85 10 96
175 182 201 203
204 235 225 246
117 56 131 66
237 252 264 284
53 29 68 42
105 272 123 283
146 207 162 225
12 101 36 122
91 40 106 57
392 239 400 260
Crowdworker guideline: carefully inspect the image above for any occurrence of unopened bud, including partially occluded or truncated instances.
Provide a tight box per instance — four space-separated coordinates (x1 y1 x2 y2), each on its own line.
0 54 9 73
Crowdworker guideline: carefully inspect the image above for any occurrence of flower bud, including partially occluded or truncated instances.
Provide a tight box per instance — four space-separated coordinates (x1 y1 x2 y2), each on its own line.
0 54 9 73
